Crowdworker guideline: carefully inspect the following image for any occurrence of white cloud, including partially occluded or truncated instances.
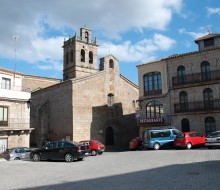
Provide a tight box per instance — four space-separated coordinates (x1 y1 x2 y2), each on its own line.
99 34 176 63
207 7 220 16
0 0 183 71
179 28 208 39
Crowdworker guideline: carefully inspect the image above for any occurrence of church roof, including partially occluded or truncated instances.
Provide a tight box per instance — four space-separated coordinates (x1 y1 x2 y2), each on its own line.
195 33 220 43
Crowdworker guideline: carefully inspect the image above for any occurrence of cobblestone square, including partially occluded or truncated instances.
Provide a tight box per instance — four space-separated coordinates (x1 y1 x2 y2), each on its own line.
0 148 220 190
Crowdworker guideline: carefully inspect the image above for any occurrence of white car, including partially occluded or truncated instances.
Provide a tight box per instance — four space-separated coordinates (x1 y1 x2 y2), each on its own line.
0 147 31 161
205 131 220 149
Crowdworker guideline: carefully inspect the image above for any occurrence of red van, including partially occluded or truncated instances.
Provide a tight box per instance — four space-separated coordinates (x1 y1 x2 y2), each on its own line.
79 140 105 156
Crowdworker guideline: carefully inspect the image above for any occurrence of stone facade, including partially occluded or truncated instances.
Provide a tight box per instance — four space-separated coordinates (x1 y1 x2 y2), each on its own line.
137 33 220 136
31 28 139 148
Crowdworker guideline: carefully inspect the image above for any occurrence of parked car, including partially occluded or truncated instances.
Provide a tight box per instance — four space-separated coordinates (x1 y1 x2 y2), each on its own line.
79 140 105 156
129 137 142 150
142 127 182 150
205 131 220 148
174 132 206 149
30 141 88 162
0 147 31 161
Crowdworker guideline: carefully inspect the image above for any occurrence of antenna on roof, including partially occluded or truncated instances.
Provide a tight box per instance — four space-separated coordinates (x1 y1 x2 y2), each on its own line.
207 27 211 34
13 34 19 74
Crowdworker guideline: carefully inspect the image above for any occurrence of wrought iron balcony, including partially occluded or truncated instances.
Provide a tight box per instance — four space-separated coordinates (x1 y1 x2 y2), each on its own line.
172 70 220 87
174 99 220 113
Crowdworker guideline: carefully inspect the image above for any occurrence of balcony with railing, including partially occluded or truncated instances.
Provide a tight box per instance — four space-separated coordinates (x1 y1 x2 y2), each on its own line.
174 99 220 113
0 83 30 100
172 70 220 87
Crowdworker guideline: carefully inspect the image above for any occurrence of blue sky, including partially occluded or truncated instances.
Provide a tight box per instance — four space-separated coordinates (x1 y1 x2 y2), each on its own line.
0 0 219 85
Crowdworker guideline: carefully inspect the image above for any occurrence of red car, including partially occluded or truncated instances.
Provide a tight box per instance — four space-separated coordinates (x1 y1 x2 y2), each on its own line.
129 137 142 150
174 132 206 149
79 140 105 156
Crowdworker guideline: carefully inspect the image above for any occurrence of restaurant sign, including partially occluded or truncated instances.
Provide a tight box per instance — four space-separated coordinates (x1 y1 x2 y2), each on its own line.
139 117 164 124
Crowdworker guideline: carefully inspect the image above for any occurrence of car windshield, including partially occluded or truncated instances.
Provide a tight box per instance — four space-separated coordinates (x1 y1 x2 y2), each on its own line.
207 132 220 138
95 140 102 144
176 133 185 138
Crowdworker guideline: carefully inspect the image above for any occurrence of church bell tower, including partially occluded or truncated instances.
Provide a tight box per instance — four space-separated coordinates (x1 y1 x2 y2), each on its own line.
63 27 99 81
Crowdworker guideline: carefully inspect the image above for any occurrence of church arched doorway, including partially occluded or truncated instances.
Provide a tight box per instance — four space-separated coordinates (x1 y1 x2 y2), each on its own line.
105 126 114 145
181 118 190 132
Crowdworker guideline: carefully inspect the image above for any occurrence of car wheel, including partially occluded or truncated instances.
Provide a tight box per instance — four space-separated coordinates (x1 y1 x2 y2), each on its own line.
153 143 160 150
33 153 40 162
14 157 20 160
91 150 97 156
65 153 74 162
186 143 192 149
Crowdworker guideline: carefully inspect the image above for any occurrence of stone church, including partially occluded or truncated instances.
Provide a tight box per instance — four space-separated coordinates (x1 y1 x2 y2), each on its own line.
30 27 139 148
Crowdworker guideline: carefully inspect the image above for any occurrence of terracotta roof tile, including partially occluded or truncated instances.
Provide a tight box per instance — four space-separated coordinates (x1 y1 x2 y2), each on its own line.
195 33 220 43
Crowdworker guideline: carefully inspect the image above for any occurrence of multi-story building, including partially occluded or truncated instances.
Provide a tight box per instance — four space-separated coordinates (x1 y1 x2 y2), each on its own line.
0 67 60 152
30 27 139 148
137 33 220 136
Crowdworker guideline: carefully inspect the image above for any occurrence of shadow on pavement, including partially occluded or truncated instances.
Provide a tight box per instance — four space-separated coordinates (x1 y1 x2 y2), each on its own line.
17 160 220 190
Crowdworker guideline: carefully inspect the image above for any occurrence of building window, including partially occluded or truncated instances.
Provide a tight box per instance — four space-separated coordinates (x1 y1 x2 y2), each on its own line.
204 38 214 47
85 31 89 43
70 50 73 62
107 93 114 107
89 51 93 64
0 106 8 126
177 66 186 84
144 72 162 96
181 118 190 132
132 100 136 108
146 100 163 118
65 52 69 64
201 61 211 81
100 62 104 71
205 117 216 135
109 59 114 69
1 78 11 90
203 88 213 109
179 91 188 111
81 49 85 62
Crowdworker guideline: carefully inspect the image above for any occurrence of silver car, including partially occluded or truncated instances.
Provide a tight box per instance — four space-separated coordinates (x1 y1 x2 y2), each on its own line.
205 131 220 148
0 147 31 161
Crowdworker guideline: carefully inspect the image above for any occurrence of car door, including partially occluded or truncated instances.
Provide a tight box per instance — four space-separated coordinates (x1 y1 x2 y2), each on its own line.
161 130 172 147
40 142 56 160
14 148 26 160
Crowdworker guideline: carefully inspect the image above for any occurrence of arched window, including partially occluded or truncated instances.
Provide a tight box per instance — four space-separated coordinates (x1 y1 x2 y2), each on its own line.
177 66 186 84
201 61 211 81
70 50 73 63
181 118 190 132
109 59 114 69
81 49 85 62
65 52 69 64
179 91 188 111
146 100 163 118
107 93 114 107
89 51 93 64
85 32 89 43
203 88 214 109
205 117 216 135
144 72 162 96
